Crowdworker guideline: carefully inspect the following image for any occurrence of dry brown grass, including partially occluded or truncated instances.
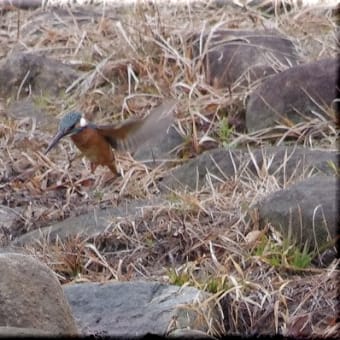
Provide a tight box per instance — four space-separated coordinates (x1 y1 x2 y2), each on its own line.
0 1 338 337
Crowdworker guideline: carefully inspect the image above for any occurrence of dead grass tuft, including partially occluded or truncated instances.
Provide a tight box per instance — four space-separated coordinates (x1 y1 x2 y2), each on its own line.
0 1 338 337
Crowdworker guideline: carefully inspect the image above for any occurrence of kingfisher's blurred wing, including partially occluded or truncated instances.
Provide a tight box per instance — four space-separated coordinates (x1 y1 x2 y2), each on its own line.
96 98 177 152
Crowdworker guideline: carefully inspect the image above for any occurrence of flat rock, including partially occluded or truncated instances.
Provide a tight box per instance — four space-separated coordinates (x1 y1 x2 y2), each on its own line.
161 146 337 191
169 328 217 339
254 176 338 251
0 52 79 98
0 253 78 335
63 281 220 336
13 198 163 246
188 29 299 89
0 326 50 337
246 58 337 132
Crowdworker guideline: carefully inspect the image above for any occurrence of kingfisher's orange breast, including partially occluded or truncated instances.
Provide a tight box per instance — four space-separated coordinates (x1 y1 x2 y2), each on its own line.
71 127 114 166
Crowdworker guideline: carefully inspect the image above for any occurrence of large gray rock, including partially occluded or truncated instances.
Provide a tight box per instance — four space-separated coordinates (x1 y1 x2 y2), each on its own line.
0 253 78 335
254 176 338 251
246 58 337 132
188 29 299 89
64 281 221 336
161 146 337 191
162 148 243 191
0 52 79 98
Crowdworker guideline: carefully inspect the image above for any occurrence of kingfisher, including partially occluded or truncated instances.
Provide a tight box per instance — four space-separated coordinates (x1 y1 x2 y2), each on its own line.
45 99 177 176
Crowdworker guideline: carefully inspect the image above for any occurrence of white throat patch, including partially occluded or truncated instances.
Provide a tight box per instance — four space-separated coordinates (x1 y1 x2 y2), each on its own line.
80 117 88 127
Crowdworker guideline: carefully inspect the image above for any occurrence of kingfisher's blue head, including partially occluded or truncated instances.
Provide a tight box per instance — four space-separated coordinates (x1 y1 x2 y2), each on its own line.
59 112 82 132
45 111 86 154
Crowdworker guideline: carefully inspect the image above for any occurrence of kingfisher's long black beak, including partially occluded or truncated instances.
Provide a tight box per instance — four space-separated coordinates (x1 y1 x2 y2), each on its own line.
45 130 68 154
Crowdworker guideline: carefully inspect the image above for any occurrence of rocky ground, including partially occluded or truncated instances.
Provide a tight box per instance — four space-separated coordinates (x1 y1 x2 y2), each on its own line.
0 0 339 338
